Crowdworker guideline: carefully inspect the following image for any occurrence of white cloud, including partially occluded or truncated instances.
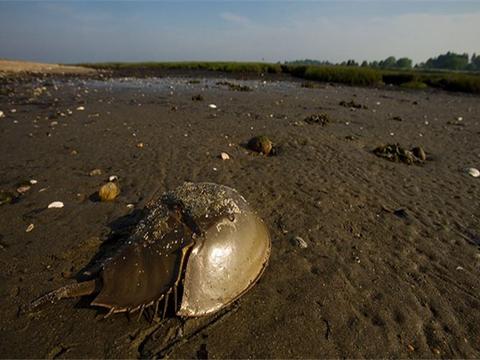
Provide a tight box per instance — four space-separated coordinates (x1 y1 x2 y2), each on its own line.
219 12 251 26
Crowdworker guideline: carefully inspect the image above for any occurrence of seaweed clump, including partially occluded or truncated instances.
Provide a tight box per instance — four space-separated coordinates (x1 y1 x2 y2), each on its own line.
304 113 330 126
339 100 368 109
373 144 427 165
247 136 273 156
216 81 252 92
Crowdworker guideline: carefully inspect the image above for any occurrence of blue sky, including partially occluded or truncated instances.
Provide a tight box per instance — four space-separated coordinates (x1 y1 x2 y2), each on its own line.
0 1 479 64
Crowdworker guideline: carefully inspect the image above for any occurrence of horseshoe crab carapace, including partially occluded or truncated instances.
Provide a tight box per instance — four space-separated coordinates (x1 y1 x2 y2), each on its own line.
31 182 271 318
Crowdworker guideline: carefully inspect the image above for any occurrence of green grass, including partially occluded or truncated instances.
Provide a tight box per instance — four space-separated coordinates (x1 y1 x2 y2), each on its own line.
82 61 282 74
79 61 480 94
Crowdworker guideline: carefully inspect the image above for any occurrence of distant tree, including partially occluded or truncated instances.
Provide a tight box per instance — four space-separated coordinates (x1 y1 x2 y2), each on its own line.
379 56 397 68
346 59 358 66
369 60 379 68
360 60 368 67
471 53 480 70
395 57 413 69
424 52 469 70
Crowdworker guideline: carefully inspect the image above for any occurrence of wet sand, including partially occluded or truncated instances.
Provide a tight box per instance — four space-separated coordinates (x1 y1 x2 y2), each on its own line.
0 72 479 358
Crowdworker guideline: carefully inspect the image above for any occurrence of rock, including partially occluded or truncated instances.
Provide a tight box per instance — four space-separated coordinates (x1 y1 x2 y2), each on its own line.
99 182 120 202
466 168 480 178
292 236 308 249
48 201 64 209
89 169 102 176
247 135 273 155
220 152 230 160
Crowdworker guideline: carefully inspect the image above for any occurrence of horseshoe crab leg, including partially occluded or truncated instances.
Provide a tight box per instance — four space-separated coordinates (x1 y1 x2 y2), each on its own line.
30 279 99 310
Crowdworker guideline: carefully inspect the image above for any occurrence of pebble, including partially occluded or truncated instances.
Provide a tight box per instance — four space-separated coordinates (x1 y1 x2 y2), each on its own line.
25 224 34 233
208 104 217 109
30 179 38 185
220 152 230 160
76 106 85 111
48 201 64 209
0 111 4 118
292 236 308 249
466 168 480 177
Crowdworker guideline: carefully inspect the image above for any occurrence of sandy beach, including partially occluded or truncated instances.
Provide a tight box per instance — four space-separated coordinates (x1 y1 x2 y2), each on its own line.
0 68 479 358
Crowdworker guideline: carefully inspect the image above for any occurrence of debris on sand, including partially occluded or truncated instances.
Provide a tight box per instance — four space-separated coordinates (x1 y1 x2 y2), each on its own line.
412 146 427 161
247 135 273 155
192 94 204 101
99 181 120 202
466 168 480 178
0 191 16 205
304 113 330 126
373 144 427 165
48 201 64 209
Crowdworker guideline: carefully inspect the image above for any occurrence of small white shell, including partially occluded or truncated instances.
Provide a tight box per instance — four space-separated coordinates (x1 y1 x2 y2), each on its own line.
220 152 230 160
109 175 118 182
0 111 4 118
208 104 217 109
48 201 64 209
76 106 85 111
293 236 308 249
466 168 480 178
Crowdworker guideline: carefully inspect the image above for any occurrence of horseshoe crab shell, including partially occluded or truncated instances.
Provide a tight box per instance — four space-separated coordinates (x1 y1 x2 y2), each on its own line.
31 182 271 318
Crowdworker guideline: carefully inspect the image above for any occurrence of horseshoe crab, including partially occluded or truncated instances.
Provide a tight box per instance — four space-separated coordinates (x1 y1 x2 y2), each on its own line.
31 182 271 318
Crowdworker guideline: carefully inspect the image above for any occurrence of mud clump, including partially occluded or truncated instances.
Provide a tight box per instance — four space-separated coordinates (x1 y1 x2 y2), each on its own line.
304 113 330 126
373 144 427 165
247 136 273 155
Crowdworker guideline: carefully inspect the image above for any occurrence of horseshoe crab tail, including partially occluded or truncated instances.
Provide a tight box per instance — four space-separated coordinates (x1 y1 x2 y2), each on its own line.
29 279 99 310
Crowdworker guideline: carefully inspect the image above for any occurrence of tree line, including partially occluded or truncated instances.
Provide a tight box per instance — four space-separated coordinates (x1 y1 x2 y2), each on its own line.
284 52 480 71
